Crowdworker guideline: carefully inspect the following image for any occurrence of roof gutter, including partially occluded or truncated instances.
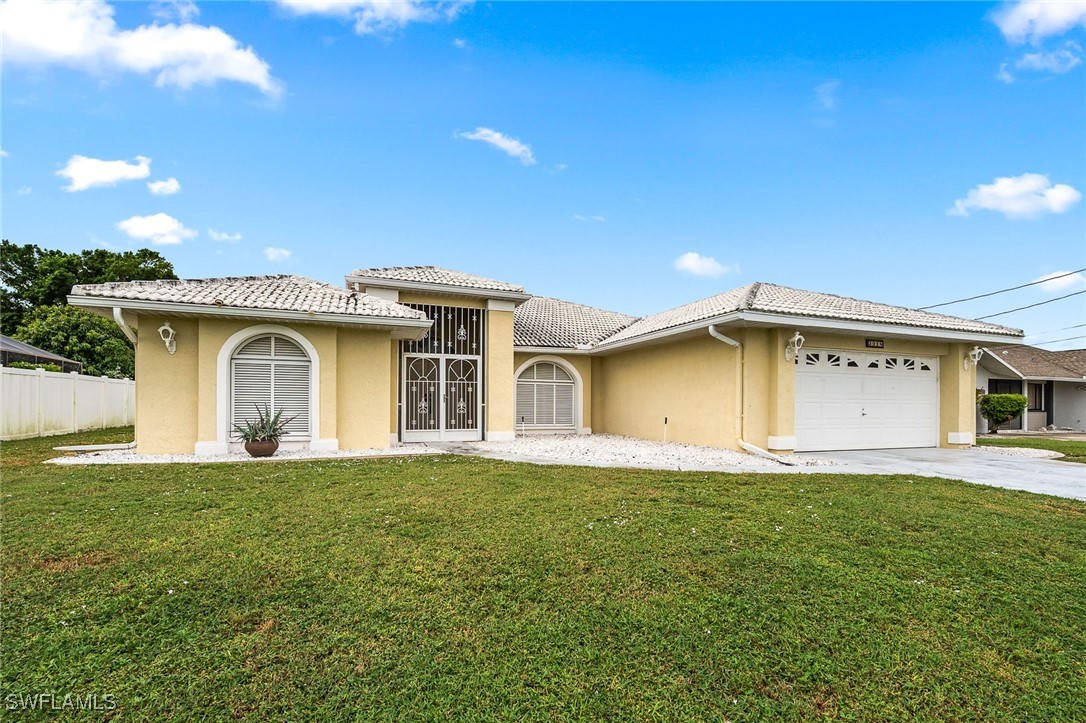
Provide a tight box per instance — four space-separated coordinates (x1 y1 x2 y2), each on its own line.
596 311 1024 354
113 307 137 346
345 275 531 303
708 325 794 466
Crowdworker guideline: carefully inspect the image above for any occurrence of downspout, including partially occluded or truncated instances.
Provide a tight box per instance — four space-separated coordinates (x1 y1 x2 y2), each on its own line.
708 325 794 466
113 307 137 346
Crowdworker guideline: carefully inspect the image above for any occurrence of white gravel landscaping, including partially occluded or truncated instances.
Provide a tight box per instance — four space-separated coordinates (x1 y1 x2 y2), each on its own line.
460 434 837 470
46 445 445 465
974 445 1063 459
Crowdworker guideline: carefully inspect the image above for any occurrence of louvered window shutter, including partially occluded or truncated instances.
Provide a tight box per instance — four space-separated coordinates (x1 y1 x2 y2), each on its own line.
516 382 535 425
230 335 312 440
554 384 574 426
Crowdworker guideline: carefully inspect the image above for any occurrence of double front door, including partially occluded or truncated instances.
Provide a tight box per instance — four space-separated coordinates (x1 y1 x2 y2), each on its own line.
403 354 482 441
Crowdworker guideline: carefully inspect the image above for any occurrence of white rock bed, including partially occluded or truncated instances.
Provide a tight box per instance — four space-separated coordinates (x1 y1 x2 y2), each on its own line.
974 445 1063 459
46 446 445 465
463 434 837 469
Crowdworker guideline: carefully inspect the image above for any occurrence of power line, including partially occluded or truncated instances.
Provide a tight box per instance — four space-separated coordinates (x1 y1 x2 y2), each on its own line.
974 290 1086 320
1024 323 1086 338
919 268 1086 310
1033 335 1086 346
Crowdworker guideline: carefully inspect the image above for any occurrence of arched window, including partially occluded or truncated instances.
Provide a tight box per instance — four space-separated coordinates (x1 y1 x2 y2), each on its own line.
231 334 311 438
516 361 575 430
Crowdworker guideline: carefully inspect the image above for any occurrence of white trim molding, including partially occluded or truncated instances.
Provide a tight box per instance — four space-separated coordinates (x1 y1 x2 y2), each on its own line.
199 324 324 456
513 354 586 434
487 299 516 312
767 435 797 451
947 432 974 445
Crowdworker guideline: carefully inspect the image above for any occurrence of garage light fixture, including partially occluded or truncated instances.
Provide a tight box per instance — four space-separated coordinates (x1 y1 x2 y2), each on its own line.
784 331 805 362
158 322 177 355
964 345 983 371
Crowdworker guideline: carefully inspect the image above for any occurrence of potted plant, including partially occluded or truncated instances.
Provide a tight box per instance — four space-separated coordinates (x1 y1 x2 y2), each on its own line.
232 404 296 457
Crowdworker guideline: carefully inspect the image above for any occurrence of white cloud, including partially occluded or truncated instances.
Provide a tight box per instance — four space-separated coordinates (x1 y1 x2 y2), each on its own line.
673 252 739 278
147 177 181 195
1015 42 1082 73
58 154 151 192
264 246 292 262
276 0 467 36
0 0 282 97
17 186 33 195
997 62 1016 83
948 173 1082 219
208 228 242 242
992 0 1086 44
453 37 468 49
814 79 841 110
458 127 536 165
116 212 196 245
151 0 199 23
0 149 8 158
1034 270 1086 292
573 214 606 222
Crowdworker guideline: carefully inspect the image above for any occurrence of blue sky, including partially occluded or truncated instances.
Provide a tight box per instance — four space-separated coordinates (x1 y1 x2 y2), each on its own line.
2 0 1084 348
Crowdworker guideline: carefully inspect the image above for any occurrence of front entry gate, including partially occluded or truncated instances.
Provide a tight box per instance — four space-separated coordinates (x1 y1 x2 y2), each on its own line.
400 304 484 442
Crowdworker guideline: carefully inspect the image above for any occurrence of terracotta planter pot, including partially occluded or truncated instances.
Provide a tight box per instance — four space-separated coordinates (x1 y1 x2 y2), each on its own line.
244 440 279 458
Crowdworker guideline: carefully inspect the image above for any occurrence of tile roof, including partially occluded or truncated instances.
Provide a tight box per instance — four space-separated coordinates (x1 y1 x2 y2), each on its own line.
349 265 526 293
600 282 1022 346
987 345 1086 379
514 296 638 348
70 275 427 320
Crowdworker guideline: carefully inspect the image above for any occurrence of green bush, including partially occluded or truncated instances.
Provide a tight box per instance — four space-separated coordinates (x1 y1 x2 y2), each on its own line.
979 393 1028 432
4 361 63 373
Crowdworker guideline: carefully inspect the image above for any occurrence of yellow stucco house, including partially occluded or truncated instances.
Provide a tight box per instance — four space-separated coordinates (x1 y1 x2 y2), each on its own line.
69 266 1023 456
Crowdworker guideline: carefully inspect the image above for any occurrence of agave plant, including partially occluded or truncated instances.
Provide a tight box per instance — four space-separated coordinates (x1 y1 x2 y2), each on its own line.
232 404 297 443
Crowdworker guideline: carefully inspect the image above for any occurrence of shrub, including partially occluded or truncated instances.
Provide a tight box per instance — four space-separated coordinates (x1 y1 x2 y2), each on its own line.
4 361 63 373
979 393 1028 433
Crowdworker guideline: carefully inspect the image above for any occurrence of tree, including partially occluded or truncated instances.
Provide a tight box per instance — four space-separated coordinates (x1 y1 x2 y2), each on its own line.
979 393 1028 433
14 306 135 379
1 241 176 334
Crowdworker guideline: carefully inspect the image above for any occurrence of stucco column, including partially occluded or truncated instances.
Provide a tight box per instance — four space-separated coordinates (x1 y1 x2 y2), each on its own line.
940 343 977 448
136 315 199 454
486 302 516 440
739 329 771 449
767 328 796 453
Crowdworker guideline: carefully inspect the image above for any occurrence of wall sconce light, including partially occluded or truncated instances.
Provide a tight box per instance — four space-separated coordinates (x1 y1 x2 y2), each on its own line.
963 345 983 371
784 331 805 362
158 322 177 355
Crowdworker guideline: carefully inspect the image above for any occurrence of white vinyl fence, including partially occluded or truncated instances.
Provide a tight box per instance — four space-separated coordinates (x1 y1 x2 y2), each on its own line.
1 366 135 441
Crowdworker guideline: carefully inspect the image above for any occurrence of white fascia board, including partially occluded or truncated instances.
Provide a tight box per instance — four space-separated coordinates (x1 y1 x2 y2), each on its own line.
513 345 593 355
595 311 1024 353
1023 375 1086 382
69 295 433 340
344 274 531 303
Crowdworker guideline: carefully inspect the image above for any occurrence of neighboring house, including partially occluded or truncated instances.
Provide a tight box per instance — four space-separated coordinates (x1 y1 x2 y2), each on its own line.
977 345 1086 432
0 334 83 374
68 267 1022 455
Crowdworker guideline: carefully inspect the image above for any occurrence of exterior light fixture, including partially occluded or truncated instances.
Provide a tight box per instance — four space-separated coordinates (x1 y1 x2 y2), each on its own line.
964 345 983 371
784 331 805 362
158 322 177 355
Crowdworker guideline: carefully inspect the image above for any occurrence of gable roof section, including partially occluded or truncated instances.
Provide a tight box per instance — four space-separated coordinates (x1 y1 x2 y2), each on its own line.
69 275 431 334
599 282 1022 347
0 334 80 365
347 265 528 298
985 345 1086 380
514 296 638 348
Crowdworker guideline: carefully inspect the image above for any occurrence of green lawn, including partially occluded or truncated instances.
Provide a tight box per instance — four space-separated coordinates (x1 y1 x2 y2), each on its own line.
3 429 1085 721
976 436 1086 463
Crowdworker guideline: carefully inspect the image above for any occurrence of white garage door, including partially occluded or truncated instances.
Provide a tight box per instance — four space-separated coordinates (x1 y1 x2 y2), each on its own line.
795 349 938 452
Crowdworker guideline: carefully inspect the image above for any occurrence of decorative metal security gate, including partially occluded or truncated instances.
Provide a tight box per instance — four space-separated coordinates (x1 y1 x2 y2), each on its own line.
400 305 484 442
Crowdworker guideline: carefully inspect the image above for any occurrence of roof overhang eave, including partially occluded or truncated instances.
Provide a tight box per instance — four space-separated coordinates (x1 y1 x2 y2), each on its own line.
594 310 1025 353
345 274 531 303
513 345 594 355
68 295 434 341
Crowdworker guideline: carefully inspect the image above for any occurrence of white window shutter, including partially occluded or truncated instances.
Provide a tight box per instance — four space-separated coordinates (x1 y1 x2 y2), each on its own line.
231 335 312 440
231 361 273 436
516 382 535 425
554 384 574 426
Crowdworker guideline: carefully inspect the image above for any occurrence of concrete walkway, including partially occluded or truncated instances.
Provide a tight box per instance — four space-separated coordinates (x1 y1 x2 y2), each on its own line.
805 448 1086 501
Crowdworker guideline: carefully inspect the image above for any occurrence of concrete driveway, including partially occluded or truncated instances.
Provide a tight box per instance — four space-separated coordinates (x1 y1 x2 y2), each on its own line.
805 448 1086 502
